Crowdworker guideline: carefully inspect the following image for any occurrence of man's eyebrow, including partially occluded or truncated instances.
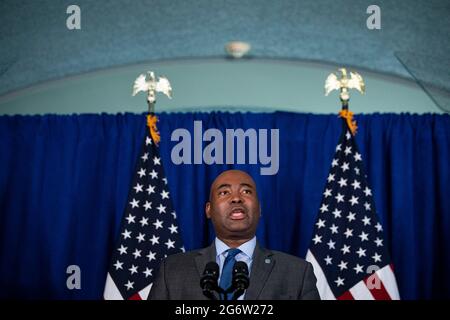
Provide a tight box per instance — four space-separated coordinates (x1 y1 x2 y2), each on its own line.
215 182 255 190
216 183 231 190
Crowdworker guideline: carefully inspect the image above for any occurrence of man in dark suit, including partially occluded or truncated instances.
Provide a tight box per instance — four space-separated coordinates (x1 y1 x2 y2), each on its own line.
149 169 320 300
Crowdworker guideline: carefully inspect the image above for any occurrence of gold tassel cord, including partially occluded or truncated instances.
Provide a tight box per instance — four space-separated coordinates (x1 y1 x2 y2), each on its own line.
339 109 358 136
147 114 161 145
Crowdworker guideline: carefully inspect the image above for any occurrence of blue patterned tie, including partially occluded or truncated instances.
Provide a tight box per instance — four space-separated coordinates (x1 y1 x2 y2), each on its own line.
219 248 241 300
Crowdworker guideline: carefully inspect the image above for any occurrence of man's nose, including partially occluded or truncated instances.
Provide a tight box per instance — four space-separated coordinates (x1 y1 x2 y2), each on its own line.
230 192 243 203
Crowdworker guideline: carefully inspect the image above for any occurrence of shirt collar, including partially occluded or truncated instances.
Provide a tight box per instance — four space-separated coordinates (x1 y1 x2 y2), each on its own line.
215 236 256 259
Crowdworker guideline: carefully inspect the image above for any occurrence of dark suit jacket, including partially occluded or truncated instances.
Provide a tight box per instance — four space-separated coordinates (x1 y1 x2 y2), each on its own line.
149 242 320 300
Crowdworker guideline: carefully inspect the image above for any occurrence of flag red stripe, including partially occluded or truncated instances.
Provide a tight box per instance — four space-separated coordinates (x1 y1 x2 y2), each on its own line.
338 290 354 300
364 273 392 300
128 292 142 300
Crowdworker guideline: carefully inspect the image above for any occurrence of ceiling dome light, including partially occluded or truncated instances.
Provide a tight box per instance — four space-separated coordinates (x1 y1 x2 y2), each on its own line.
225 41 251 59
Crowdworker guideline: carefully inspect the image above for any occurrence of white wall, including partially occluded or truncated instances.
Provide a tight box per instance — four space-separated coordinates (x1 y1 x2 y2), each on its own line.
0 59 441 115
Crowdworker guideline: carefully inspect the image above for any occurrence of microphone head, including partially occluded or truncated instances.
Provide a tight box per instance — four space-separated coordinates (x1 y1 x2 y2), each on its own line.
233 261 249 275
232 261 249 290
200 261 219 291
203 261 219 279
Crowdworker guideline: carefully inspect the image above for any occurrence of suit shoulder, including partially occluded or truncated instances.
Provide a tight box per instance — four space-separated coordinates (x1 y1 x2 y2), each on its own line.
269 249 311 268
163 248 202 264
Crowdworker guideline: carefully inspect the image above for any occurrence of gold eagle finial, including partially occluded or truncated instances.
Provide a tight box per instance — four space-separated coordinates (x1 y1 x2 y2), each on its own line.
325 68 365 107
132 71 172 145
132 71 172 113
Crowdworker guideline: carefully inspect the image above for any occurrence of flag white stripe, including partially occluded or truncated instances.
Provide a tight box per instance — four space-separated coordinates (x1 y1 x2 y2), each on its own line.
103 273 124 300
349 280 375 300
138 283 153 300
306 250 336 300
376 265 400 300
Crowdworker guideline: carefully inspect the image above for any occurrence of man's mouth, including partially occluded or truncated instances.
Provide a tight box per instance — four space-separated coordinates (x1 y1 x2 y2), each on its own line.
229 207 247 220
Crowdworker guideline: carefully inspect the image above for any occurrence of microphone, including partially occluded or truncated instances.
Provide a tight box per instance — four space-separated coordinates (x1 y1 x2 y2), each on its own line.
231 261 250 300
200 262 220 300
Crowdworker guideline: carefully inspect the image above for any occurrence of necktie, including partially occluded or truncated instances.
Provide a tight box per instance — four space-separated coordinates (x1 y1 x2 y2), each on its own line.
219 248 241 300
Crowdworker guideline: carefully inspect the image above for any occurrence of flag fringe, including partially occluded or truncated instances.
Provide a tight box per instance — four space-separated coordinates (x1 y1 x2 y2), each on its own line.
339 109 357 135
147 114 161 145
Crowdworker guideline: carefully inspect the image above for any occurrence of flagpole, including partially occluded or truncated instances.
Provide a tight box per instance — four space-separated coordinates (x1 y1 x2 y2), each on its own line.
340 99 349 135
148 101 155 115
339 78 349 135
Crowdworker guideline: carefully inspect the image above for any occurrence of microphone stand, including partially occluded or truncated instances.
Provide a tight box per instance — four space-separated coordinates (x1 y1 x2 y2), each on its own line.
231 288 246 301
221 285 246 301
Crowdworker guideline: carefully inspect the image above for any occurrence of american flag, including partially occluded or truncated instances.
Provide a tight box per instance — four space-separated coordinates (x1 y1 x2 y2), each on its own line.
306 126 400 300
104 132 184 300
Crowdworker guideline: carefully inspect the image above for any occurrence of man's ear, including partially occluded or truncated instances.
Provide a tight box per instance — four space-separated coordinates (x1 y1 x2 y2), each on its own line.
205 202 211 219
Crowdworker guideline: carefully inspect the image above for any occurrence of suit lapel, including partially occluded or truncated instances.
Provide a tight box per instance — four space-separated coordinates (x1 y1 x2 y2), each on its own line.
194 242 217 300
245 244 275 300
194 242 216 277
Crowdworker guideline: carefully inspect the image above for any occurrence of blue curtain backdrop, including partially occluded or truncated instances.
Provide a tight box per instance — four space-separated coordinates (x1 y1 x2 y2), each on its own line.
0 112 449 299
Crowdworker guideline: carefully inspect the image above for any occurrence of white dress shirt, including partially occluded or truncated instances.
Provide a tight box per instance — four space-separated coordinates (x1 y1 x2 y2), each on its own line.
215 236 256 300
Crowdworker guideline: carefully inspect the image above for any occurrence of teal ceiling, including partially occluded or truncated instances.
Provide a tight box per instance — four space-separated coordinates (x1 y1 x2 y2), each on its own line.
0 0 449 96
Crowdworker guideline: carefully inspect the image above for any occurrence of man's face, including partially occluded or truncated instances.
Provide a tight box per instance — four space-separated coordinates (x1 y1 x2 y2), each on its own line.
205 170 260 241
